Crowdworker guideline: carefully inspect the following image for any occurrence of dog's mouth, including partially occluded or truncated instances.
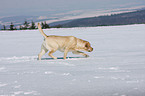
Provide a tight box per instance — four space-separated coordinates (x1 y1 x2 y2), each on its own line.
88 47 93 52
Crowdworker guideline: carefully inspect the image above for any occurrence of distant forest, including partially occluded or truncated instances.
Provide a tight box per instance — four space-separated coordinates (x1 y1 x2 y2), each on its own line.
60 9 145 27
1 21 61 31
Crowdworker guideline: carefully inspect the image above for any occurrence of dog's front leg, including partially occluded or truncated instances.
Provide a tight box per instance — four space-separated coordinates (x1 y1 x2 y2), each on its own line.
64 48 69 59
72 51 89 57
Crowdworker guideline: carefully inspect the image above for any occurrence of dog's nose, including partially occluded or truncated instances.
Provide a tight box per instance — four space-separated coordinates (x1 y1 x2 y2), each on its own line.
90 48 93 52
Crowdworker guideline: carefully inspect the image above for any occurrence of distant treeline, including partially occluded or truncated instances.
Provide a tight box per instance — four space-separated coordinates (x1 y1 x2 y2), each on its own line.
1 21 62 31
60 9 145 27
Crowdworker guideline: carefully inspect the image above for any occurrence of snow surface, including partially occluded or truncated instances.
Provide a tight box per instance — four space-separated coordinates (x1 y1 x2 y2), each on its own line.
0 24 145 96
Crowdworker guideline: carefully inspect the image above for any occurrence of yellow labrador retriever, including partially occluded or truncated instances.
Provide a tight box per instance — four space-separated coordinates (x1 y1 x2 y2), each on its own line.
38 23 93 60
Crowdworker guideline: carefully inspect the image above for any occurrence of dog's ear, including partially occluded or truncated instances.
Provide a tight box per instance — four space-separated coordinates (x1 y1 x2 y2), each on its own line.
85 42 90 48
85 43 88 48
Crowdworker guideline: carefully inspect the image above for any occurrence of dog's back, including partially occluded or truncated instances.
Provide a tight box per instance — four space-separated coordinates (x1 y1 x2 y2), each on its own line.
44 35 77 52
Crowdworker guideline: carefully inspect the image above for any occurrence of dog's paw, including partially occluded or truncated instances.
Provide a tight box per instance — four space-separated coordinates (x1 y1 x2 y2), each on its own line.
63 57 67 60
53 57 57 59
85 55 89 57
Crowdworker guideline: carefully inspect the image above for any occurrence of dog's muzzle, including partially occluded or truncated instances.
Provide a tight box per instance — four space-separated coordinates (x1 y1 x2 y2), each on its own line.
88 47 93 52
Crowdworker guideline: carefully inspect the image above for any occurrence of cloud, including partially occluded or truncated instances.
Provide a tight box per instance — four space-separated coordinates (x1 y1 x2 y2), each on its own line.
54 10 84 16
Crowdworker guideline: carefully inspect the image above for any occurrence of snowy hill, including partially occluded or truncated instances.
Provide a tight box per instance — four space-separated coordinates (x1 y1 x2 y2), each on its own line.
0 24 145 96
55 9 145 27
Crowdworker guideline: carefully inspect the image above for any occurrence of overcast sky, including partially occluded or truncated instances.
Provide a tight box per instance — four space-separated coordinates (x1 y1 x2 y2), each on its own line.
0 0 145 17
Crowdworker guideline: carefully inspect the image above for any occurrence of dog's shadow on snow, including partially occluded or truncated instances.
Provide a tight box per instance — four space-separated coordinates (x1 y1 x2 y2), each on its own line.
39 57 87 60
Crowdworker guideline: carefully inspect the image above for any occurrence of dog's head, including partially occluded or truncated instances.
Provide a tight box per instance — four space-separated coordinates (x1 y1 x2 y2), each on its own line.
84 42 93 52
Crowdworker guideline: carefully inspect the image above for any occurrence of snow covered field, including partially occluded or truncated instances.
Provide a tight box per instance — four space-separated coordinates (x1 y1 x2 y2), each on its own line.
0 24 145 96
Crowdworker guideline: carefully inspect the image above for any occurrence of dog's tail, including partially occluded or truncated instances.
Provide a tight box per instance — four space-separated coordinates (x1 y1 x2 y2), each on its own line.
38 23 47 38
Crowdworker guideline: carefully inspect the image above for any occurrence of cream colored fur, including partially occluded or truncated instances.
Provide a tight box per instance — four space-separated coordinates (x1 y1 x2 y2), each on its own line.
38 23 93 60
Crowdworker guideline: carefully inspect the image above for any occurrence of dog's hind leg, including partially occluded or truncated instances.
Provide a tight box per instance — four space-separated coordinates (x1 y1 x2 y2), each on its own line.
72 51 89 57
48 50 57 59
38 45 48 60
